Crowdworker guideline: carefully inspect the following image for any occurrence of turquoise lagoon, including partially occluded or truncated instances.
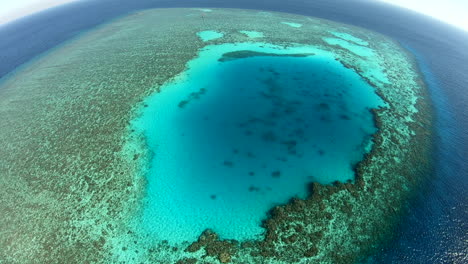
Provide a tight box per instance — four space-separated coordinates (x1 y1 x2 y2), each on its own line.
132 43 384 243
197 30 224 42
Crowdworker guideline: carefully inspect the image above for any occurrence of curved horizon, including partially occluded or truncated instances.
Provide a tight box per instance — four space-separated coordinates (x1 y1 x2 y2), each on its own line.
0 0 467 32
376 0 468 32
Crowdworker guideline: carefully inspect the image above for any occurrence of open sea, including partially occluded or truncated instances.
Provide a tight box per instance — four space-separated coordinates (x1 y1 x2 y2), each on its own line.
0 0 466 262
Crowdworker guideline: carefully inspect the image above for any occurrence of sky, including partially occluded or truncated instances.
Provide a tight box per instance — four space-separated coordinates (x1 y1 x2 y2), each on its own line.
0 0 79 25
377 0 468 31
0 0 467 31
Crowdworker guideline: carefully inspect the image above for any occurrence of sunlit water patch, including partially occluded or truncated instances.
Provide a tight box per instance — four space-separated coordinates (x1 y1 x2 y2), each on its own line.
323 37 374 57
195 8 213 13
131 43 384 243
239 30 264 38
197 30 224 42
281 22 303 28
329 31 369 46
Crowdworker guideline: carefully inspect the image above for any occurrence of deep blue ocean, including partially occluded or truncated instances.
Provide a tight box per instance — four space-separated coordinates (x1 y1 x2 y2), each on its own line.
0 0 466 262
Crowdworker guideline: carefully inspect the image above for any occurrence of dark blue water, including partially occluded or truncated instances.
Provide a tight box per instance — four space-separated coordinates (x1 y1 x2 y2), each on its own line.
1 0 466 262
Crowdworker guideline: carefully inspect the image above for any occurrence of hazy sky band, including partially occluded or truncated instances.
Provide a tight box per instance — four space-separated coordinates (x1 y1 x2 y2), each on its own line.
378 0 467 31
0 0 79 25
0 0 467 30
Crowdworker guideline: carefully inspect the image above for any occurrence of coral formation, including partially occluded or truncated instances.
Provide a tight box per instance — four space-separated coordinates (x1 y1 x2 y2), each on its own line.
0 8 433 264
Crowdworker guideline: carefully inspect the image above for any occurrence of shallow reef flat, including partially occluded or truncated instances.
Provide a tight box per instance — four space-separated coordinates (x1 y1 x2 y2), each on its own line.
0 8 433 263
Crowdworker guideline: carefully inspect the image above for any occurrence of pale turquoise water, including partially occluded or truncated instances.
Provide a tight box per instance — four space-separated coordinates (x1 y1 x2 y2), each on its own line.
323 37 374 57
281 22 303 28
239 30 264 38
329 31 369 46
197 30 224 41
132 43 384 243
196 8 213 12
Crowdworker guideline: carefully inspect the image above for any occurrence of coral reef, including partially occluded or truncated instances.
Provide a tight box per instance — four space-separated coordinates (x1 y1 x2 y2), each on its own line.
0 8 433 264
